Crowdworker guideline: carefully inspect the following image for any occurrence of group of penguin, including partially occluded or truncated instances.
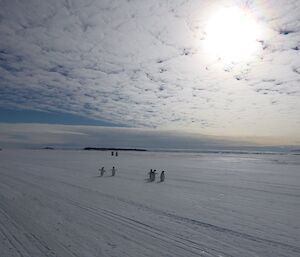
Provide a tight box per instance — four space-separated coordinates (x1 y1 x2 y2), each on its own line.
98 166 166 182
148 169 165 182
99 166 116 177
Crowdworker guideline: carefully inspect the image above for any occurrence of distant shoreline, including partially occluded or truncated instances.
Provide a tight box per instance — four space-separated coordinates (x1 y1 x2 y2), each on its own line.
33 146 300 155
83 147 147 152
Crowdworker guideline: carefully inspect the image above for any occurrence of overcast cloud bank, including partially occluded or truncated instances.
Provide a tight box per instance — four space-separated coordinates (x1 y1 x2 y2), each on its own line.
0 123 298 151
0 0 299 143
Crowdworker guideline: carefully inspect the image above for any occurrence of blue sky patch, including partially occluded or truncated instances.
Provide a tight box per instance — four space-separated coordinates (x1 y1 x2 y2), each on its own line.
0 108 120 127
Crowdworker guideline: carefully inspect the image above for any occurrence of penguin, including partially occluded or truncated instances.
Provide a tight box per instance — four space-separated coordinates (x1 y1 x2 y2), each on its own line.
112 166 116 176
160 170 165 182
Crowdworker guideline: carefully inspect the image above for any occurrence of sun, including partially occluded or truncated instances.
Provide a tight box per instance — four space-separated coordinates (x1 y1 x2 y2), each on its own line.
204 7 261 62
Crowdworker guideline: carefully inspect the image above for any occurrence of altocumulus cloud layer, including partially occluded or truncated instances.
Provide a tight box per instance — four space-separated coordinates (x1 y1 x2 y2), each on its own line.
0 0 300 141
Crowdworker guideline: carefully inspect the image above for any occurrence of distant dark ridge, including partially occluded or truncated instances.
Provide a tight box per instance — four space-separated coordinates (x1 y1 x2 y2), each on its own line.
83 147 147 152
291 149 300 152
146 148 291 155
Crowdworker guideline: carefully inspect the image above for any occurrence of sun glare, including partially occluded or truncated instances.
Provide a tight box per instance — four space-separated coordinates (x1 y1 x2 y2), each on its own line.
204 7 261 62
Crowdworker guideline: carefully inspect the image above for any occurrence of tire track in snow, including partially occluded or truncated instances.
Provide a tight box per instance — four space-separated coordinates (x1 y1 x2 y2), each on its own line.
0 207 55 257
43 184 299 257
64 199 218 257
0 215 30 257
0 188 81 257
35 172 300 255
2 169 300 256
0 171 222 257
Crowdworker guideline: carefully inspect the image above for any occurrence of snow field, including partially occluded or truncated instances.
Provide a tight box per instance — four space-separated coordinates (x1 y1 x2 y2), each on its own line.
0 150 299 257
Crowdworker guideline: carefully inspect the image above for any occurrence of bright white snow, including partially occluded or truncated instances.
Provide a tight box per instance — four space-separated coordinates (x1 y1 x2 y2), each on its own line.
0 150 299 257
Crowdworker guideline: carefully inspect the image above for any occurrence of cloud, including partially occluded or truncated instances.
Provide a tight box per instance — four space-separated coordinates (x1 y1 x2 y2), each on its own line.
1 123 298 149
0 0 299 138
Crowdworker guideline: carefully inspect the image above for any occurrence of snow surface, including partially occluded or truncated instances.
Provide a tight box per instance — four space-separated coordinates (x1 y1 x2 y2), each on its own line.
0 150 299 257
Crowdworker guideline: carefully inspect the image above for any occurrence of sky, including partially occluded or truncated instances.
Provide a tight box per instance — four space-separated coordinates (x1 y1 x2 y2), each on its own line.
0 0 300 149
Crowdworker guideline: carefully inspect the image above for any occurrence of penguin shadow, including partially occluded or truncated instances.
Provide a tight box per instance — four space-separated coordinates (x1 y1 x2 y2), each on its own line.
144 178 164 183
94 175 105 178
94 174 113 178
101 175 114 178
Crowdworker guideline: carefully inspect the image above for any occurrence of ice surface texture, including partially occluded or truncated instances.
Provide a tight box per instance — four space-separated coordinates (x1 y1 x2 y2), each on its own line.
0 150 299 257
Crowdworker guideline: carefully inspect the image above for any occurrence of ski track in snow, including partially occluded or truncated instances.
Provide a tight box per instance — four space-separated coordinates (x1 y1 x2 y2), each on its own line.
0 150 299 257
0 171 225 257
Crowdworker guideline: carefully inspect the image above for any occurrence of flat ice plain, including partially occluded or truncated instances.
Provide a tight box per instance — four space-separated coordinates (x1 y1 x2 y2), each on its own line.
0 149 299 257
